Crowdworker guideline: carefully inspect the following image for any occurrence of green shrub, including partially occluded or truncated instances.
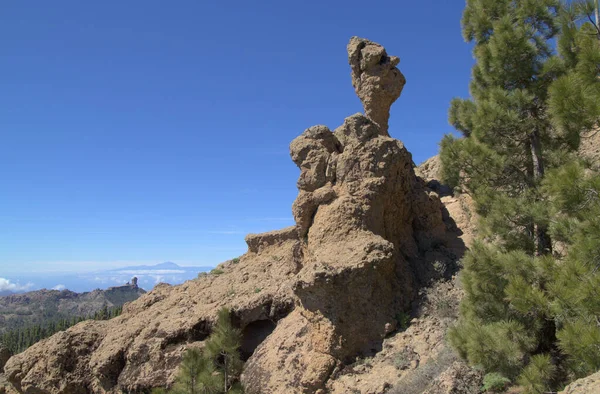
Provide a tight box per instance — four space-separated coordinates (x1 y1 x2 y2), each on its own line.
394 351 411 370
231 257 240 264
517 354 556 394
210 269 224 275
395 312 411 331
434 299 454 319
354 356 373 368
482 372 510 392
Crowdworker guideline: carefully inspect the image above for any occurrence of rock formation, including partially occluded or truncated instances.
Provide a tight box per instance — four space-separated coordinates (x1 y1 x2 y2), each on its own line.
4 37 462 394
416 155 478 249
559 370 600 394
348 37 406 134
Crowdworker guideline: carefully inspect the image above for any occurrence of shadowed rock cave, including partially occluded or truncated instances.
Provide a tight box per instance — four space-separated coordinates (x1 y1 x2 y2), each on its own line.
240 320 277 361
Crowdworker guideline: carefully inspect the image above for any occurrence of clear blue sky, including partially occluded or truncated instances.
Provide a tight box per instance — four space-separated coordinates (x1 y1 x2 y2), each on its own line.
0 0 473 276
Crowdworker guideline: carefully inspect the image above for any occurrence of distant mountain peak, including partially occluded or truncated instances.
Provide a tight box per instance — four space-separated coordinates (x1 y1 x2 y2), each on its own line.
153 262 180 269
112 262 184 272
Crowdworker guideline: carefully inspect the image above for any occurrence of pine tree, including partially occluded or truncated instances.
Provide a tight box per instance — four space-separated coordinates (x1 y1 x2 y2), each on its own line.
154 307 244 394
441 0 600 391
170 348 221 394
443 0 561 256
549 0 600 150
204 308 244 393
544 162 600 378
0 305 124 355
543 0 600 380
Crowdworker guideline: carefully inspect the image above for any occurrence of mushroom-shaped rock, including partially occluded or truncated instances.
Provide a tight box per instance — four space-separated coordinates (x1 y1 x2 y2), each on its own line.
348 36 406 134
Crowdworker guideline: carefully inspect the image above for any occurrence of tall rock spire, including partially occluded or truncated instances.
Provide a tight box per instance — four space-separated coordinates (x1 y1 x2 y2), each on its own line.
347 36 406 135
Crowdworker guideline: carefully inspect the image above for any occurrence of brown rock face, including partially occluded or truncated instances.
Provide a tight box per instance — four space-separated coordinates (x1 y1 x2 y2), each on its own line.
559 370 600 394
4 37 458 394
416 155 478 249
348 36 406 134
244 37 447 393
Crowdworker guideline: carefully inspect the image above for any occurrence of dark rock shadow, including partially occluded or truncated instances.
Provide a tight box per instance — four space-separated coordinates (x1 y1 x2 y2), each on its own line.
240 320 277 361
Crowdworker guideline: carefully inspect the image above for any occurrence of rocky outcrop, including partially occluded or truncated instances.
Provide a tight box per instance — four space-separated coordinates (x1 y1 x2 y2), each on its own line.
416 156 477 249
559 370 600 393
245 226 299 254
348 37 406 134
324 279 477 394
5 37 462 394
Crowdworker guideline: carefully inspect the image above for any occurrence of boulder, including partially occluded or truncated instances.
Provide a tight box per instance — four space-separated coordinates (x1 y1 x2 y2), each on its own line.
559 370 600 394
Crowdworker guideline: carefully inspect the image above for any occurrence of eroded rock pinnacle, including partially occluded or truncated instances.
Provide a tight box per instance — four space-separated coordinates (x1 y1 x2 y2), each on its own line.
347 36 406 134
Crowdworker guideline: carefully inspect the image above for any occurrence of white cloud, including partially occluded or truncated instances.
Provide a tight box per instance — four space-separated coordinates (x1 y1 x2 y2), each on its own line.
21 261 168 273
110 277 127 284
52 284 66 291
0 277 34 292
115 269 185 275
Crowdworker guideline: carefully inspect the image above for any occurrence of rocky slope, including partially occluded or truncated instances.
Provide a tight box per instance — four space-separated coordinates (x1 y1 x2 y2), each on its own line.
415 155 477 250
0 281 145 334
5 37 474 394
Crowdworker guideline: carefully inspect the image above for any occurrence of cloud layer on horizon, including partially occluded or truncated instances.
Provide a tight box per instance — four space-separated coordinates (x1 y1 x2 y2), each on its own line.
0 277 34 292
0 263 213 294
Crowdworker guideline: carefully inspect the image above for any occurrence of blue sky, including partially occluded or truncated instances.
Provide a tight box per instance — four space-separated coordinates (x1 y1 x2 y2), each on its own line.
0 0 473 280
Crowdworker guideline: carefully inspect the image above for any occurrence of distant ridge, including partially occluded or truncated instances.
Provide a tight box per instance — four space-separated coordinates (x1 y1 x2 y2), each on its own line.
111 261 194 271
2 262 215 294
0 280 145 334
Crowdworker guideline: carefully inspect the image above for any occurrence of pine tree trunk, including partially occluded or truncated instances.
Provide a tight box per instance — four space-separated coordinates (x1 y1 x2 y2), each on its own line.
530 130 552 256
224 354 228 393
529 131 558 358
596 0 599 29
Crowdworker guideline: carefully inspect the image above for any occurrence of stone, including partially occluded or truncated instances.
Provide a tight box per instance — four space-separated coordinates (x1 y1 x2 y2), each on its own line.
559 370 600 394
348 37 406 134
